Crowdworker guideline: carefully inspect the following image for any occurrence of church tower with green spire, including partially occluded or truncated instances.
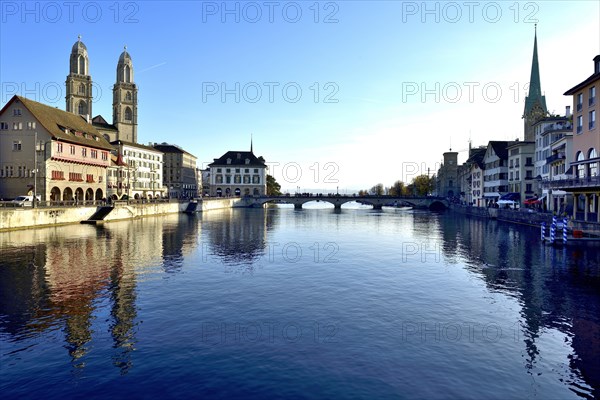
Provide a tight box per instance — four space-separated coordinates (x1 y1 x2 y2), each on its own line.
523 25 547 142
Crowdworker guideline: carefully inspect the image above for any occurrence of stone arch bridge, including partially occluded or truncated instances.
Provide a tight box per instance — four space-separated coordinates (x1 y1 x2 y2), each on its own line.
238 195 449 210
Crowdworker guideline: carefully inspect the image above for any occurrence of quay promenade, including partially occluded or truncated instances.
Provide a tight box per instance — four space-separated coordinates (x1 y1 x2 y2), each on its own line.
452 204 600 236
0 198 237 231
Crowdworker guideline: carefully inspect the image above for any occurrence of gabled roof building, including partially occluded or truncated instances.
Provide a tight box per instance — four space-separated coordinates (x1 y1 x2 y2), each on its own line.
207 148 267 197
0 95 112 202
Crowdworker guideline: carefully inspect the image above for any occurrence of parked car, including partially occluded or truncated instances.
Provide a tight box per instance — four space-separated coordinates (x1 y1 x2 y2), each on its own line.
11 195 40 207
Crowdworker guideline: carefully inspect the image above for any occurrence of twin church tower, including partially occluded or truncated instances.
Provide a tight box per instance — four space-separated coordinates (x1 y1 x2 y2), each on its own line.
65 36 138 143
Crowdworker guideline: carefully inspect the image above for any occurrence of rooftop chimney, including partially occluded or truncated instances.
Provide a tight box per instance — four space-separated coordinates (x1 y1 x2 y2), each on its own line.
566 106 571 118
595 55 600 74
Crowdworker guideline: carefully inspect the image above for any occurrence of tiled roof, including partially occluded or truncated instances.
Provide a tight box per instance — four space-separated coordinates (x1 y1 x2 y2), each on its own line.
1 95 113 150
208 151 266 167
488 141 512 160
92 115 118 131
111 140 163 153
153 143 196 158
465 148 486 169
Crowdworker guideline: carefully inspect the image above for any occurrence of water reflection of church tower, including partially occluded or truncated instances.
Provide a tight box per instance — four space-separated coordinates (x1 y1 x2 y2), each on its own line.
109 244 137 374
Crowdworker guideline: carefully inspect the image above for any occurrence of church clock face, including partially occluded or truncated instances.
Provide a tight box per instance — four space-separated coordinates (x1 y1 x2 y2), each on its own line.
529 104 546 123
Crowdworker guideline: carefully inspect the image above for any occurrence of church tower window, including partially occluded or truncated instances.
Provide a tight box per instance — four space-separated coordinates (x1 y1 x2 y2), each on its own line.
78 55 86 75
78 101 87 115
124 107 132 121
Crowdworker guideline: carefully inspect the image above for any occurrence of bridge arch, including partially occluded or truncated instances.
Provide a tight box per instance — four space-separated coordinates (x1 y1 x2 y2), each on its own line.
428 200 447 211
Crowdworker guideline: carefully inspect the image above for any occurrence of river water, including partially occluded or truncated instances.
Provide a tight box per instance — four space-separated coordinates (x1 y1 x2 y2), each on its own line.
1 205 599 399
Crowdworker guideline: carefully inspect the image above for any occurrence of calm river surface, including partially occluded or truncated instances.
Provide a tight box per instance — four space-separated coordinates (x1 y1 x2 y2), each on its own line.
1 205 599 399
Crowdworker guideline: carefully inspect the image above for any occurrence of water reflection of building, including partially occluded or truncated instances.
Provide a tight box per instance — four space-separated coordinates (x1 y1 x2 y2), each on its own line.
201 208 272 267
161 214 200 273
439 215 600 397
0 215 197 373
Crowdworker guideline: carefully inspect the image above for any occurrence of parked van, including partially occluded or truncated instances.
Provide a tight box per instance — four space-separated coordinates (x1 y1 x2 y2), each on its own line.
11 195 40 207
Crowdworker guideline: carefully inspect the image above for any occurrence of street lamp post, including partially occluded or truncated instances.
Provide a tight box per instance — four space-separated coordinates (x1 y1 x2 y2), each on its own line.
33 132 37 208
32 132 45 208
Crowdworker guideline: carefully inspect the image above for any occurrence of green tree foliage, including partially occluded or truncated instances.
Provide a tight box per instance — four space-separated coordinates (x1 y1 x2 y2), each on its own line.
388 180 406 196
410 174 435 196
370 183 384 196
266 174 282 196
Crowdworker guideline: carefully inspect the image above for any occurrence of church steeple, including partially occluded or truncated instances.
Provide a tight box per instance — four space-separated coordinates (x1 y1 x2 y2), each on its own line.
65 35 93 117
523 25 547 141
113 45 138 143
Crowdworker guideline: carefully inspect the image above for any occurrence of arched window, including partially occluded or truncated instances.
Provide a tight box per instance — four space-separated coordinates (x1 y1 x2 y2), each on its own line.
576 151 585 178
126 91 132 101
78 83 85 94
78 56 86 75
125 65 131 83
78 101 87 115
589 148 598 177
124 107 132 121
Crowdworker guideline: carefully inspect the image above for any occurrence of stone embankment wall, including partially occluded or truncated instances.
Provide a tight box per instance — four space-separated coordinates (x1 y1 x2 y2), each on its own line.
452 205 600 235
0 198 239 231
454 204 556 226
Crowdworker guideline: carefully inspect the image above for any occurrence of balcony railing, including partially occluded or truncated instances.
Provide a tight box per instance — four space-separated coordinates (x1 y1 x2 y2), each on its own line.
543 122 572 133
542 175 600 189
546 153 565 164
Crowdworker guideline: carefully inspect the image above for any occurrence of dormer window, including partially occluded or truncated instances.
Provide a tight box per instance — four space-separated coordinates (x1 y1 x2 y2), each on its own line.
226 158 231 164
245 158 250 164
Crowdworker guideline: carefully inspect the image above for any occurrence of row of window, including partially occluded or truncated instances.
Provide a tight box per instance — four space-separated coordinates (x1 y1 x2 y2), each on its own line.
575 111 596 133
215 175 261 184
0 166 103 182
535 164 550 176
575 86 596 111
0 165 33 178
55 142 109 161
224 158 253 165
124 150 160 162
485 160 505 169
1 121 37 131
575 149 599 178
484 173 508 181
509 171 533 180
127 160 161 171
552 163 566 176
216 168 260 174
510 157 534 168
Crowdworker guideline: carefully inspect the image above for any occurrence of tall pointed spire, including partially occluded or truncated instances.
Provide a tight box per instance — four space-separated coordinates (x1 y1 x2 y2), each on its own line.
523 24 547 141
250 134 253 153
524 24 547 116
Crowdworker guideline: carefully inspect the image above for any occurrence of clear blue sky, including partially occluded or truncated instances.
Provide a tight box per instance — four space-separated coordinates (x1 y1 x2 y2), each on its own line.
1 1 599 192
